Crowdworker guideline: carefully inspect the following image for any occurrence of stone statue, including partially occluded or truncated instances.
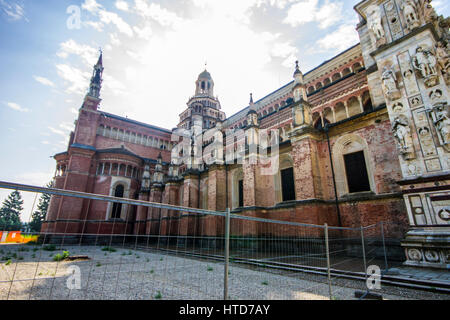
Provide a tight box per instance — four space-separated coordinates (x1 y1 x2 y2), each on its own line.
402 0 420 30
381 66 401 100
435 41 450 83
421 0 438 24
392 116 414 156
141 164 151 190
367 5 386 44
413 45 438 86
432 103 450 146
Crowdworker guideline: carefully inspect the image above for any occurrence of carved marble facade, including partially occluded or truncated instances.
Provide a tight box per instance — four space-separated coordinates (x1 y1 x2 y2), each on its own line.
356 0 450 269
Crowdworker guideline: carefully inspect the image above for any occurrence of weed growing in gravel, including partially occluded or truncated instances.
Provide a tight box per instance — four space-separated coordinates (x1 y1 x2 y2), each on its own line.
262 281 269 286
207 266 214 272
101 247 116 253
96 263 102 267
5 259 12 266
154 291 162 299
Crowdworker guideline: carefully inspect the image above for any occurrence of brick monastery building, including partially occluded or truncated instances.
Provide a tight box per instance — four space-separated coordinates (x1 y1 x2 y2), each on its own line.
43 0 450 268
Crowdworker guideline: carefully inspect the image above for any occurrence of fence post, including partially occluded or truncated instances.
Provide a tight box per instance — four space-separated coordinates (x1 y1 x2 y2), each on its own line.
380 222 388 273
360 226 367 281
324 223 332 300
224 208 231 300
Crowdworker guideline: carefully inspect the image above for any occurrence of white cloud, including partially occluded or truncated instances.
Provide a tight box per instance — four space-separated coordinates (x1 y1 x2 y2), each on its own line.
115 0 130 12
48 126 66 137
316 23 359 52
55 64 90 95
4 101 30 112
283 0 343 29
134 0 183 27
33 75 55 87
57 39 99 67
81 0 102 13
0 0 27 21
98 10 134 37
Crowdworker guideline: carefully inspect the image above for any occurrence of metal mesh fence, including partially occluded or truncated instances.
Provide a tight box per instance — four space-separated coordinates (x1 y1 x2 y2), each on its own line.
0 181 405 300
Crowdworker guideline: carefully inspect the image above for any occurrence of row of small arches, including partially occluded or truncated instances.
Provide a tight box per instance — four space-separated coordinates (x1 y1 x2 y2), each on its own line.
96 162 141 179
97 125 172 150
307 62 363 94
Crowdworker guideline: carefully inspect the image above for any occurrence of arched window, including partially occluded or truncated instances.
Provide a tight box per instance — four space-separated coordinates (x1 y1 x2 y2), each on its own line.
323 78 331 86
332 73 341 82
274 155 295 203
332 134 375 196
111 184 124 219
232 168 244 209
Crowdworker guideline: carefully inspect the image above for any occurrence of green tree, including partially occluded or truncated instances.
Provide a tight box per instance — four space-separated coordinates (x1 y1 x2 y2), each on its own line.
0 190 24 231
29 182 53 233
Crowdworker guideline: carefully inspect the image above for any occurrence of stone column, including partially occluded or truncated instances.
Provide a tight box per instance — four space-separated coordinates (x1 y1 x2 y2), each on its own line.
146 185 163 236
178 172 200 246
134 191 149 235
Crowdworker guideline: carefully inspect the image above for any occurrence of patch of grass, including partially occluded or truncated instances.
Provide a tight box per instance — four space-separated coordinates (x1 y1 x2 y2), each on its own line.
160 258 163 261
136 255 140 259
149 269 154 274
38 272 43 276
146 258 149 262
31 254 36 259
53 254 64 262
261 281 269 286
62 251 70 259
96 262 102 267
127 251 132 256
43 244 56 251
101 247 116 253
154 291 162 300
207 266 214 272
11 253 17 259
5 259 12 266
49 253 54 257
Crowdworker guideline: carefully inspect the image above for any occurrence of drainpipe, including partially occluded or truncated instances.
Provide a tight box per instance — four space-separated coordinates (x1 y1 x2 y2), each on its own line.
324 124 342 227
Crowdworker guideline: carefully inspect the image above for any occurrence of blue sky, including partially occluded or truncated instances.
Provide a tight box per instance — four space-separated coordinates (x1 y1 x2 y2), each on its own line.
0 0 449 221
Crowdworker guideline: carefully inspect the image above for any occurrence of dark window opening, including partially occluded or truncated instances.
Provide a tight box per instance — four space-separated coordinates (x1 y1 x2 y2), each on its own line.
111 184 124 219
363 98 373 112
281 167 295 202
344 151 371 193
238 180 244 208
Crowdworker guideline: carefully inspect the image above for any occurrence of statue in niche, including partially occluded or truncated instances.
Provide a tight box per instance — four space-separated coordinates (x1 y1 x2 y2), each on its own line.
381 65 401 100
420 0 438 24
413 45 438 87
402 0 420 30
435 41 450 84
392 116 415 158
367 5 386 45
141 164 151 190
429 103 450 147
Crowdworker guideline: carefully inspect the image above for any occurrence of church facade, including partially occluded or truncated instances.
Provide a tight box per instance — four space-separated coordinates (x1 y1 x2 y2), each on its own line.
42 0 450 269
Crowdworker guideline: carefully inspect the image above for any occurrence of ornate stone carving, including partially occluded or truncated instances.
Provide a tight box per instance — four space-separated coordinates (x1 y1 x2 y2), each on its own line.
413 45 439 87
401 0 420 31
435 41 450 84
407 248 423 261
420 0 438 24
392 115 416 159
424 250 440 262
141 164 151 190
367 5 386 46
381 65 402 100
427 102 450 149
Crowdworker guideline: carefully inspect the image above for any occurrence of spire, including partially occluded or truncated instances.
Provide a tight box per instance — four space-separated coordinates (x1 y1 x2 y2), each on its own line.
249 93 254 105
293 60 302 78
87 50 104 99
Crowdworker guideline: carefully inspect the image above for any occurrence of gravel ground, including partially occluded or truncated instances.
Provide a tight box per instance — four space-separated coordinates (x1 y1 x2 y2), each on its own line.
0 244 448 300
